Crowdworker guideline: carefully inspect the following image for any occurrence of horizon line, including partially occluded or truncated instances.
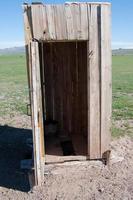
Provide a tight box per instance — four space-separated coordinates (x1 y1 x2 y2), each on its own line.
0 41 133 50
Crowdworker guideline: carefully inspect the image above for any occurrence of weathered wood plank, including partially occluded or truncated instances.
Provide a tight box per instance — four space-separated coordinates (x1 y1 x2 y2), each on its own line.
65 4 80 39
77 42 87 144
72 4 80 39
59 44 64 132
43 43 48 119
67 43 72 134
39 42 45 159
45 5 56 40
87 5 101 159
31 4 55 40
100 4 112 156
75 42 80 137
62 43 68 133
54 5 67 40
31 41 44 185
31 4 44 40
23 5 33 44
65 4 75 39
27 3 90 40
79 3 88 40
66 2 111 5
71 43 77 136
24 3 111 41
23 5 33 107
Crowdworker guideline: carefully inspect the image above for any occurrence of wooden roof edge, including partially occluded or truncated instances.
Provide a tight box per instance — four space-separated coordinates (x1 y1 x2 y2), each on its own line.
23 2 111 7
65 2 111 5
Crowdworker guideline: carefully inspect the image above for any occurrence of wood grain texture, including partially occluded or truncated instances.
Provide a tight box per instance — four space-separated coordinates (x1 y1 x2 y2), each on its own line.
54 5 67 40
100 4 112 156
65 4 75 39
23 5 33 45
24 3 112 166
79 3 88 40
23 5 33 105
31 41 44 186
87 4 101 159
26 4 90 40
31 4 44 40
46 5 56 40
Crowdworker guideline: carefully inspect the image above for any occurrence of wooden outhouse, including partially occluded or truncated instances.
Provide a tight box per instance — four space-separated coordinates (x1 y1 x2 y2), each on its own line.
23 2 112 185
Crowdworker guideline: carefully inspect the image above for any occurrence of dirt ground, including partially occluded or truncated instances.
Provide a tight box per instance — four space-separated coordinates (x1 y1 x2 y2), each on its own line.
0 115 133 200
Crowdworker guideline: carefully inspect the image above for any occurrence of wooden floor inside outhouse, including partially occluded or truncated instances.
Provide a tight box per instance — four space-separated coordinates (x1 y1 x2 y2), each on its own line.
40 41 88 164
45 133 87 164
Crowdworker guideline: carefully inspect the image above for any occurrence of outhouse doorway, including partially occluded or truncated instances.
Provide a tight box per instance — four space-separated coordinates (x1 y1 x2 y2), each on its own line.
40 41 88 163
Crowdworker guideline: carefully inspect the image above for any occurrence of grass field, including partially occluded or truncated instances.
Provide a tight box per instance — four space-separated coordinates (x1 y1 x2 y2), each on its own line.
0 54 133 137
112 55 133 137
0 54 28 116
113 55 133 118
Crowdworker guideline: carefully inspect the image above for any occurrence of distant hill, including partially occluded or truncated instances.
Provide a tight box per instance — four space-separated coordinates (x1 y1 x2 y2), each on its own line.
0 46 133 56
0 46 25 55
112 48 133 56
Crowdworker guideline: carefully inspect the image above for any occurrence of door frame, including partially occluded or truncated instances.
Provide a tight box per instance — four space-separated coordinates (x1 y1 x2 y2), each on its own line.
30 41 45 185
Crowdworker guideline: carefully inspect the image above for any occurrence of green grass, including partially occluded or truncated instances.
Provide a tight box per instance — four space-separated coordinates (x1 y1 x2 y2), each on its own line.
111 126 125 138
0 54 28 116
112 55 133 94
112 55 133 137
112 55 133 120
0 53 133 137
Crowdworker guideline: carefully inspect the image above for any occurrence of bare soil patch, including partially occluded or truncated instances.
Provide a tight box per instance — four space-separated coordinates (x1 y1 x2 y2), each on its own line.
0 115 133 200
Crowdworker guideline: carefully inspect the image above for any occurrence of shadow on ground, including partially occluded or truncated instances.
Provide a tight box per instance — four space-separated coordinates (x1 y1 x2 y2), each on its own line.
0 125 32 192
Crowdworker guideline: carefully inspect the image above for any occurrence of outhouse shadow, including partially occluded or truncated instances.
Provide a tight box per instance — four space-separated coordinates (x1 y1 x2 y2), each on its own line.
0 125 32 192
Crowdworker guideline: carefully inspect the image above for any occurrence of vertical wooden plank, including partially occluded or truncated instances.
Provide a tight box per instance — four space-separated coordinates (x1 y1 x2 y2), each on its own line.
83 42 88 141
77 42 87 148
45 5 56 40
75 42 80 137
31 41 44 185
79 3 88 40
23 5 33 106
23 5 33 44
100 4 112 156
67 43 72 134
54 5 67 40
71 43 76 136
43 43 52 120
62 43 68 133
65 3 89 40
31 4 58 40
65 3 80 40
82 42 88 153
31 4 44 40
40 42 46 119
77 42 84 154
56 43 63 131
87 5 101 159
72 4 80 39
52 43 60 122
39 42 45 159
43 43 49 119
51 43 55 119
42 5 50 40
45 43 53 120
24 5 44 186
58 43 64 132
65 4 74 39
44 43 55 120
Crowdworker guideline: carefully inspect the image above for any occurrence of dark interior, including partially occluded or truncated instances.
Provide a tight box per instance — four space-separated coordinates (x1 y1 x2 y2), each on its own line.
39 41 88 162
